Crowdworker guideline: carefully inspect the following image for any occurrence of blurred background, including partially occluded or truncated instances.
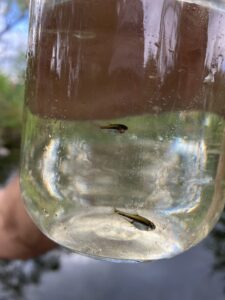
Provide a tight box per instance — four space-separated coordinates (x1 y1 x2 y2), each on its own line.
0 1 225 299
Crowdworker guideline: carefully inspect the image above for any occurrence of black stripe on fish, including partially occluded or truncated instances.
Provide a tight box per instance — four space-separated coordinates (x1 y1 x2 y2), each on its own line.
100 124 128 134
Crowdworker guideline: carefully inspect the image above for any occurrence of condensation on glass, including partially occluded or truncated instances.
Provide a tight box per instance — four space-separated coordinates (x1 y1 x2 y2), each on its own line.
21 0 225 262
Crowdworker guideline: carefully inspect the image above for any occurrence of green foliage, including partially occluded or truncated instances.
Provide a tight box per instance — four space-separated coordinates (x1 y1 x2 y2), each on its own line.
0 0 27 134
0 73 24 131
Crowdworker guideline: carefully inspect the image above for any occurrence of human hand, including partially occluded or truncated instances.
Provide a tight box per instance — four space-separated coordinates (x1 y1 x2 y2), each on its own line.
0 175 56 259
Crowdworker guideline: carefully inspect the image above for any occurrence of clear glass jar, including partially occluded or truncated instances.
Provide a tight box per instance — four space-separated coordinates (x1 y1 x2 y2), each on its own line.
21 0 225 262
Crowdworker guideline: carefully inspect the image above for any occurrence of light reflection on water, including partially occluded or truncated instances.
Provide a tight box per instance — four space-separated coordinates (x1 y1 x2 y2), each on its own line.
42 138 62 200
166 137 212 213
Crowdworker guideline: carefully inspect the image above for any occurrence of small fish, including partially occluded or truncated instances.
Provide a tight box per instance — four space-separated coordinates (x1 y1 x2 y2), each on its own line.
114 208 156 231
100 124 128 134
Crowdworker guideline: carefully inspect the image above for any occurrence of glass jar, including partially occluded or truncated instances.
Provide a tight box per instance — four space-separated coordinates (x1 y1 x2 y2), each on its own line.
21 0 225 262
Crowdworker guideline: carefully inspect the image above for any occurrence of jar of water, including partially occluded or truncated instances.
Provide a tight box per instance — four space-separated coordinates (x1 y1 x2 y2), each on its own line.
21 0 225 262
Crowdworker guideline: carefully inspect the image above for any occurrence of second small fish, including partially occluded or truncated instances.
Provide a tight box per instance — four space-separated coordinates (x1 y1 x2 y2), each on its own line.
100 124 128 134
114 208 156 231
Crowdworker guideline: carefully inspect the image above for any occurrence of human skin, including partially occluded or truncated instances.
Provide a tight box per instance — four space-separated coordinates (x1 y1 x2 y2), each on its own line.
1 0 225 259
0 175 56 259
